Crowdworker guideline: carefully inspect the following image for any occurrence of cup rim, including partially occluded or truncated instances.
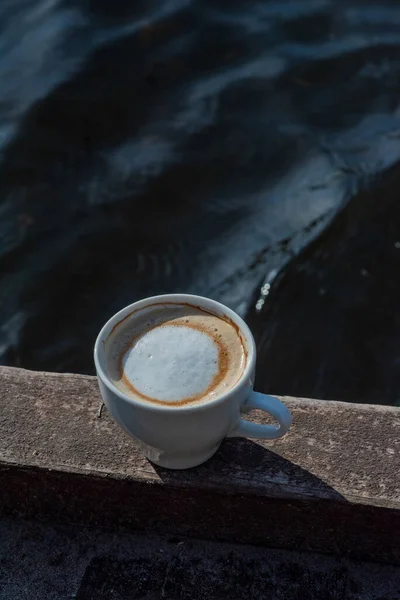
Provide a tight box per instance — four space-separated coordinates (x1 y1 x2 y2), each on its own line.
94 293 256 413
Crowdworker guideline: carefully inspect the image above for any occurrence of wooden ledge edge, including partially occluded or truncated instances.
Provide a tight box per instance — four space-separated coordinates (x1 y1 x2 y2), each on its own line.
0 366 399 563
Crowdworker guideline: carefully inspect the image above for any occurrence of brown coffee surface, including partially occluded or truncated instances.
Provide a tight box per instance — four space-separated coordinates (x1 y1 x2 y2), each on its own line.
106 303 247 406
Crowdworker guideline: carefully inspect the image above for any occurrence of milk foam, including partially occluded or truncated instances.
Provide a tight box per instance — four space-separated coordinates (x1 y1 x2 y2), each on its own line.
122 325 219 401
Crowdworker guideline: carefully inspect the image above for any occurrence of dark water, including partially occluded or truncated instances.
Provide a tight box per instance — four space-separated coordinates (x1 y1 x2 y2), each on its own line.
1 0 400 405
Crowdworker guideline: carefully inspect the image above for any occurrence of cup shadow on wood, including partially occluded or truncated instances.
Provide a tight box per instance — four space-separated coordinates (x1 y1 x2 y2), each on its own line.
153 437 346 503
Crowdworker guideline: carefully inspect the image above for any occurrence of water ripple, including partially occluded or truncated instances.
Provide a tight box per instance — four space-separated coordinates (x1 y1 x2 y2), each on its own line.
0 0 400 398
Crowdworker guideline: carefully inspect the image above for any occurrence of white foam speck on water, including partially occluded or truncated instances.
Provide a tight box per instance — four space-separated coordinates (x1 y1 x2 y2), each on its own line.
122 325 219 401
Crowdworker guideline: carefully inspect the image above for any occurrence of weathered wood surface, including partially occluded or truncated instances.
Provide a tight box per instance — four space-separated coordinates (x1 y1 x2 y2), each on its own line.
0 366 399 562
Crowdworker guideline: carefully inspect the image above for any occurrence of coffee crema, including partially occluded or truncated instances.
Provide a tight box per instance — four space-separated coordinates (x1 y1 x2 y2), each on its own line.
106 304 247 406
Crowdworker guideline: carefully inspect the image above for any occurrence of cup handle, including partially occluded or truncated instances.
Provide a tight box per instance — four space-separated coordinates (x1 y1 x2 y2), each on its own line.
226 391 292 439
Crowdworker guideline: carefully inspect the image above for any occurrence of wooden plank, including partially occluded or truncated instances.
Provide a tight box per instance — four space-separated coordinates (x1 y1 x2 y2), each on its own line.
0 366 399 562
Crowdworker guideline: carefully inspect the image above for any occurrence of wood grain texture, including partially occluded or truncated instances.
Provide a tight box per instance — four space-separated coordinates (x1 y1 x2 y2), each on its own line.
0 366 399 562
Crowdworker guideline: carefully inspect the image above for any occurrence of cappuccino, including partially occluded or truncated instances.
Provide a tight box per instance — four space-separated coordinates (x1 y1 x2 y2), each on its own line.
106 303 247 406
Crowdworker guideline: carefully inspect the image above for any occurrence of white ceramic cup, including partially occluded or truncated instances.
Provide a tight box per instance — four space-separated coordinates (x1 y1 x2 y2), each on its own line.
94 293 292 469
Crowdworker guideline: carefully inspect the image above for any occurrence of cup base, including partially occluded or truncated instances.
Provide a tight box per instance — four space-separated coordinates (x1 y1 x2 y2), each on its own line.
146 444 221 470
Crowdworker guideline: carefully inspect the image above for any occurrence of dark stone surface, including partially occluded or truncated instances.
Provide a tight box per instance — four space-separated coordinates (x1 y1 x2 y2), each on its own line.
76 556 378 600
0 366 399 563
0 517 399 600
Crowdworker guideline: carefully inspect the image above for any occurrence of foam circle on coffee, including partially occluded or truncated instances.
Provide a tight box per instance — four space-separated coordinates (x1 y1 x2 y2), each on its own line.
107 304 247 406
122 325 219 401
